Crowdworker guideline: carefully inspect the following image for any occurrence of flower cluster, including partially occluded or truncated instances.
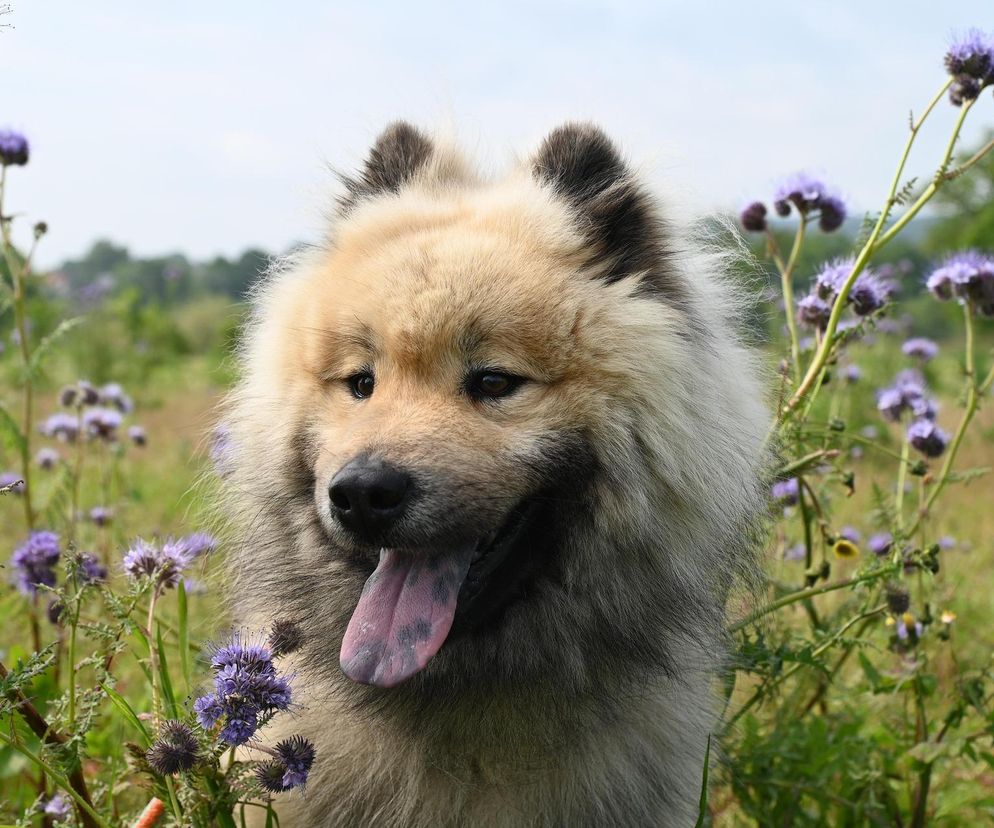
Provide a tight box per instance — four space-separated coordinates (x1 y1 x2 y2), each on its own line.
194 634 293 746
10 531 60 595
876 369 936 422
907 418 949 458
123 533 216 589
0 129 29 166
925 250 994 316
901 337 939 362
740 173 847 235
944 29 994 105
256 735 316 793
796 259 889 330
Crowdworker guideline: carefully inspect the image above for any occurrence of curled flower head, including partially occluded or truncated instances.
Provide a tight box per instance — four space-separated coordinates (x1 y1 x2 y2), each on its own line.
123 537 191 588
146 720 200 775
256 760 291 793
99 382 133 413
35 447 60 470
0 129 29 166
41 412 80 443
0 471 25 494
128 424 147 447
877 369 931 422
89 506 113 527
79 553 108 584
772 173 846 231
944 29 994 83
11 531 60 595
908 418 949 458
902 337 939 362
813 258 887 316
269 619 304 658
796 294 831 330
83 407 123 441
771 477 799 506
926 251 994 314
275 735 316 789
739 201 768 233
868 532 893 557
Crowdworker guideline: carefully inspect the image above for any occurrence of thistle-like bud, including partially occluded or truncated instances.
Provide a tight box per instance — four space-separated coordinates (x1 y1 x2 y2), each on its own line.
146 720 199 775
886 584 910 615
269 619 304 658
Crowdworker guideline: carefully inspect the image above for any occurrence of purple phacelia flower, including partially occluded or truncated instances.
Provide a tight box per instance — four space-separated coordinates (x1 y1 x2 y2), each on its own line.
79 553 107 583
938 535 957 550
179 532 217 559
868 533 893 557
194 693 224 729
771 478 799 506
219 710 259 746
11 531 60 595
83 407 122 441
99 383 133 413
146 720 200 775
0 471 25 494
796 293 832 330
43 793 70 821
40 412 80 443
811 259 887 318
0 130 29 166
35 447 60 469
256 760 291 793
945 29 994 82
739 201 768 233
89 506 113 527
877 369 931 422
843 364 861 384
908 418 949 458
274 735 316 789
839 526 861 543
128 424 147 446
773 173 846 231
902 337 939 362
123 538 191 588
926 251 994 314
783 543 806 561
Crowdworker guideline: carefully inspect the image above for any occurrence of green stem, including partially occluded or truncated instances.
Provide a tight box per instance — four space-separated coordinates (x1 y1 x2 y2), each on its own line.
895 432 910 532
147 586 162 727
729 566 897 633
779 216 807 378
782 79 957 416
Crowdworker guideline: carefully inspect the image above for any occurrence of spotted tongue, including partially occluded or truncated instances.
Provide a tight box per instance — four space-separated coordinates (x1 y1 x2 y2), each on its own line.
340 546 476 688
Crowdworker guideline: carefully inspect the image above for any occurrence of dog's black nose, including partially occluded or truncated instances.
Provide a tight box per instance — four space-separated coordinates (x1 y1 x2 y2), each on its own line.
329 458 412 540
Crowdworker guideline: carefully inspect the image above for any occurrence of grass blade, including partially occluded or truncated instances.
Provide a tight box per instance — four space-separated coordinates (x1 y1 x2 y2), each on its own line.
177 580 191 694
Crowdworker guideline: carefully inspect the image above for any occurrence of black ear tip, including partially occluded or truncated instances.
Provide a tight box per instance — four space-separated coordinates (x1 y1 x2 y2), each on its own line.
533 122 626 191
374 121 432 154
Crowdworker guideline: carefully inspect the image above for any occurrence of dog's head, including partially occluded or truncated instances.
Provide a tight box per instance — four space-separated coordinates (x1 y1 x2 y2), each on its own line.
227 122 768 695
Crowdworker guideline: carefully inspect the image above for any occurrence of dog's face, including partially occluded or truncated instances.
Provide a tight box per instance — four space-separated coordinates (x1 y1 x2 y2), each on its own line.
231 123 767 696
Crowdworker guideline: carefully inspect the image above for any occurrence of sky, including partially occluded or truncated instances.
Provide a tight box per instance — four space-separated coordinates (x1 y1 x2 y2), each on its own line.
3 1 992 266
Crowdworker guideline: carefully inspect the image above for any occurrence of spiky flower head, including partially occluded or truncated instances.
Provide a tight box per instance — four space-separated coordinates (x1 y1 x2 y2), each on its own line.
123 537 192 588
908 418 949 458
902 337 939 362
739 201 767 233
944 29 994 82
89 506 113 527
812 258 887 317
868 532 893 557
99 382 133 413
771 477 799 506
179 532 217 559
886 584 911 615
128 425 147 446
40 412 80 443
772 173 846 231
796 294 831 330
83 407 122 441
11 531 60 595
35 447 60 469
876 369 934 422
269 619 304 658
146 720 200 775
43 793 70 821
256 760 291 793
925 250 994 315
274 735 316 789
0 130 29 166
79 553 108 584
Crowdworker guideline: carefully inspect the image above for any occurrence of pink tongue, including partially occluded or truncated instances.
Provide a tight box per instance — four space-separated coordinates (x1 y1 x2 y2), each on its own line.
340 546 475 688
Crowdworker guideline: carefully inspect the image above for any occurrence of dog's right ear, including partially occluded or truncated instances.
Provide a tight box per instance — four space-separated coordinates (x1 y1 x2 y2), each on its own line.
338 121 435 213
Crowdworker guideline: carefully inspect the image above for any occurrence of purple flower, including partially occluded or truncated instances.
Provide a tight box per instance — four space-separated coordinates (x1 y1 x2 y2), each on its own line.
0 471 25 494
877 369 932 422
89 506 113 527
739 201 768 233
11 531 60 595
938 535 957 550
99 383 133 413
945 29 994 82
256 761 291 793
194 693 224 729
908 419 949 458
843 364 861 384
868 533 893 557
771 478 799 506
0 129 29 166
35 447 60 469
783 543 806 561
926 251 994 315
83 408 123 441
128 425 147 447
79 553 108 583
123 538 191 588
796 294 831 330
839 526 861 543
902 337 939 362
43 793 70 821
40 412 80 443
146 720 200 775
275 735 316 789
179 532 217 559
773 173 846 231
811 259 887 317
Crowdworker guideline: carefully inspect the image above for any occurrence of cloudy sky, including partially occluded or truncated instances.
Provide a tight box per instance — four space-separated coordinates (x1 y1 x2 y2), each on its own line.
4 2 992 265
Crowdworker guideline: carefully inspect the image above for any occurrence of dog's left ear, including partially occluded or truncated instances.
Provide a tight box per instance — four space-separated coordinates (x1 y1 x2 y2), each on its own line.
531 122 684 302
338 121 436 213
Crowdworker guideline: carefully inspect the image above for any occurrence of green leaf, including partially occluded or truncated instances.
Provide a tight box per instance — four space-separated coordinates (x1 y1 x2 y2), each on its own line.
156 623 178 719
100 683 152 747
26 316 84 376
177 580 191 696
0 400 26 456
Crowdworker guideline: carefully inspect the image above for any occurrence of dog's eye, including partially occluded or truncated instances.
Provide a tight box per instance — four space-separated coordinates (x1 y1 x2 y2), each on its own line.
347 371 375 399
467 371 523 401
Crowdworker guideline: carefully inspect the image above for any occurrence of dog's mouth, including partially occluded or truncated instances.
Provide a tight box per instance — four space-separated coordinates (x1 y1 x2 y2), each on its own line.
339 498 543 688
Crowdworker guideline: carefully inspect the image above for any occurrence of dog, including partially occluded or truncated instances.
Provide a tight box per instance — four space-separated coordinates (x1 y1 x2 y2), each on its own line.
221 121 768 826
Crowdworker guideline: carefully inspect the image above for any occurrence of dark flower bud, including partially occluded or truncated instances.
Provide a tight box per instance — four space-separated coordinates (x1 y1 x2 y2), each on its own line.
256 760 290 793
78 381 100 406
47 599 64 625
275 735 316 789
739 201 768 233
33 221 48 239
949 77 982 106
773 199 791 217
146 720 199 775
269 619 304 658
886 584 910 615
818 196 846 232
59 386 78 407
0 130 29 167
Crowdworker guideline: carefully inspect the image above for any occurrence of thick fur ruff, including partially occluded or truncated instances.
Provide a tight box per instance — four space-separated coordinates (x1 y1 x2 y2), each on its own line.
220 122 769 826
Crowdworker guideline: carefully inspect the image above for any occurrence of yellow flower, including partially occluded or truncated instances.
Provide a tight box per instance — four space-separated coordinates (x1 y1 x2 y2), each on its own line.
833 539 860 560
940 610 957 624
902 612 916 627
